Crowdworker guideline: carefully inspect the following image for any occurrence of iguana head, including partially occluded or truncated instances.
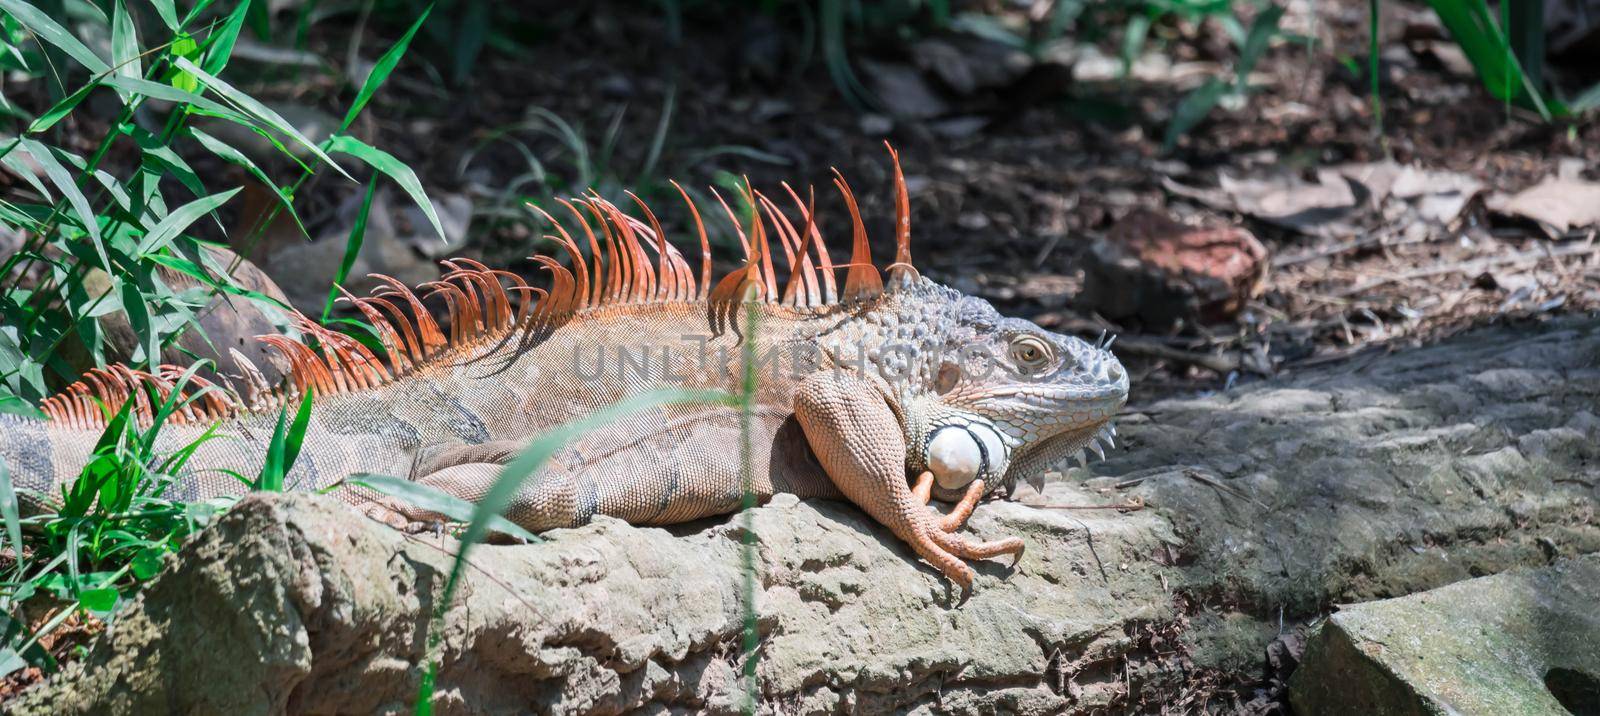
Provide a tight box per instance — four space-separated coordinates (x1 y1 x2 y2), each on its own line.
877 281 1130 501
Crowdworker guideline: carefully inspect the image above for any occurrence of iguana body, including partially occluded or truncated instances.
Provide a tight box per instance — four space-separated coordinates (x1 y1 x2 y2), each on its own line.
0 150 1129 591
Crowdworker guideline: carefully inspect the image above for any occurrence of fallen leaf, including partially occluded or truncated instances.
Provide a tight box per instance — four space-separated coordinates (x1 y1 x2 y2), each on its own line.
1487 176 1600 236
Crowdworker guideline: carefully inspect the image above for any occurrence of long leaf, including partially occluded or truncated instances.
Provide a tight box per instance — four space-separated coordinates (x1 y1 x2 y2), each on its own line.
340 6 431 134
444 389 729 607
144 253 290 309
415 386 733 710
1163 77 1227 152
323 181 375 321
148 0 179 31
110 0 142 101
172 57 354 180
134 187 241 256
100 75 251 124
0 457 23 572
280 389 314 483
200 0 250 76
188 127 306 237
345 473 538 542
16 138 107 270
326 134 445 242
0 0 110 74
24 79 95 133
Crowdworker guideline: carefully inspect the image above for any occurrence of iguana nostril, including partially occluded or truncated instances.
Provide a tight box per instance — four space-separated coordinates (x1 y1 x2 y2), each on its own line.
1109 363 1123 381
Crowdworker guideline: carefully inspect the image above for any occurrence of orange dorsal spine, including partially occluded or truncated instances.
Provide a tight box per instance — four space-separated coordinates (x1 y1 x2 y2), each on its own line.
39 147 923 427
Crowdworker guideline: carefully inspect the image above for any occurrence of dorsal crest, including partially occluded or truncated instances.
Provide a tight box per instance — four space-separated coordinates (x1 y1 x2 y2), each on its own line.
39 145 922 428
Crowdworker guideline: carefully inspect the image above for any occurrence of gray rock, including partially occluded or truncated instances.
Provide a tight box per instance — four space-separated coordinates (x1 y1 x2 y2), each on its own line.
1289 555 1600 715
12 318 1600 713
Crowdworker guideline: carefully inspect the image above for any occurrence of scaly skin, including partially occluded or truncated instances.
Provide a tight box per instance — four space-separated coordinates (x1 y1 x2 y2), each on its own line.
0 154 1128 592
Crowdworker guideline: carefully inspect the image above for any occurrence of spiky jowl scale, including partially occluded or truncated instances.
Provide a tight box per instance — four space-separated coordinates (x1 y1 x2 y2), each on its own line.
2 146 1129 592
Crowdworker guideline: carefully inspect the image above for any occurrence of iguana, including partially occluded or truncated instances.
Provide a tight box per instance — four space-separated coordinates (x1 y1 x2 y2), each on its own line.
0 147 1128 593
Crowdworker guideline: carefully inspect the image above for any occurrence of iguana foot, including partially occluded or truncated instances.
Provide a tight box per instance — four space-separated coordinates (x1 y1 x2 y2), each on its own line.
911 472 1026 565
796 372 1021 595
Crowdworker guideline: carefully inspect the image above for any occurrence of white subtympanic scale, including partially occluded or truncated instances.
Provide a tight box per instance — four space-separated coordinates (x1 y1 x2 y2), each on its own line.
928 427 982 490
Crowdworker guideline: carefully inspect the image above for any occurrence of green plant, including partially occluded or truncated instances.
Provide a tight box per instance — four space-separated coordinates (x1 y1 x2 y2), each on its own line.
1161 2 1286 150
404 387 733 715
0 367 235 676
1424 0 1563 120
0 0 436 680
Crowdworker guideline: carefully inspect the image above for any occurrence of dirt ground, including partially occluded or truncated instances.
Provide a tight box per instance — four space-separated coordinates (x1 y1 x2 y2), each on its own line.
207 0 1600 403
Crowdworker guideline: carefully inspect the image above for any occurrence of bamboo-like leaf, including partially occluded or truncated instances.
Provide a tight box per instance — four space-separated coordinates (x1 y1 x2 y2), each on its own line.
324 181 375 320
24 79 95 133
340 5 431 134
119 279 158 365
144 253 291 309
0 0 110 74
1236 5 1284 81
1163 77 1228 151
16 138 108 269
101 75 254 126
188 127 306 237
110 0 141 101
172 57 353 180
326 134 445 242
345 473 538 542
200 0 251 76
0 457 23 572
147 0 179 31
0 148 50 199
134 187 240 256
130 125 207 199
256 390 312 492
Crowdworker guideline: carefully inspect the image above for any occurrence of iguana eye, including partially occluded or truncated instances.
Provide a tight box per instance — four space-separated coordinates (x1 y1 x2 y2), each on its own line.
1009 336 1053 371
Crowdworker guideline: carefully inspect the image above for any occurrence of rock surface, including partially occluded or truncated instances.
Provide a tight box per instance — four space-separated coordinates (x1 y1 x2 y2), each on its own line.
13 317 1600 714
1289 554 1600 716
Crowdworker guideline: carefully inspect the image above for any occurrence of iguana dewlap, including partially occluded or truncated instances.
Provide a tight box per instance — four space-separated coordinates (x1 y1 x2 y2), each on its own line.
0 147 1128 593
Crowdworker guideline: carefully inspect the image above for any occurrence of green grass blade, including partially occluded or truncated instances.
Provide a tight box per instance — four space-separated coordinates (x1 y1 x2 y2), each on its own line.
256 390 312 492
15 138 108 270
100 75 250 122
172 57 354 181
280 389 314 482
344 473 539 542
0 457 24 572
200 0 251 76
340 5 431 134
188 126 307 238
1425 0 1558 119
118 278 158 366
0 149 51 199
144 253 291 309
110 0 142 101
326 134 445 243
134 187 241 256
256 407 289 492
24 79 95 132
1163 78 1227 151
148 0 179 30
1236 5 1285 80
323 181 375 321
0 0 110 74
412 388 731 713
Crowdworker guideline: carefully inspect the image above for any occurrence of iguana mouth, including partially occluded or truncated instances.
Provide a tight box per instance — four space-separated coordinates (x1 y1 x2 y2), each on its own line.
998 419 1120 496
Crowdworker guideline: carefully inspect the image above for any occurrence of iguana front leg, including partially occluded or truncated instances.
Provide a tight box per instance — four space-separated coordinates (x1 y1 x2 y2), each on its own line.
793 371 1022 594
